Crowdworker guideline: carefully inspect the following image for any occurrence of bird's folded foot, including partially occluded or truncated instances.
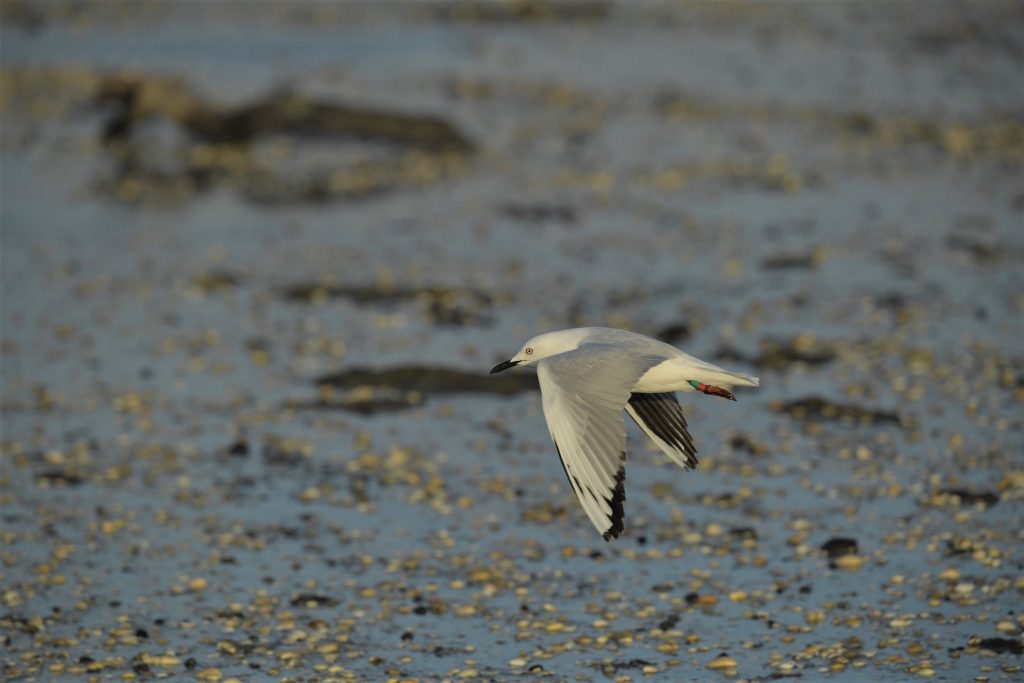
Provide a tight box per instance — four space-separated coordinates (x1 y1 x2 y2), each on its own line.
688 380 736 401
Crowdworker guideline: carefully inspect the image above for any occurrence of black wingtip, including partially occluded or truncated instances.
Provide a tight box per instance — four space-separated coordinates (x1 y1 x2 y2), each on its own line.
628 392 700 470
601 462 627 542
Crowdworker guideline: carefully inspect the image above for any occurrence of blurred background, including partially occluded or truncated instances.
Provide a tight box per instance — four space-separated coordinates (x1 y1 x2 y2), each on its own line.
2 1 1022 681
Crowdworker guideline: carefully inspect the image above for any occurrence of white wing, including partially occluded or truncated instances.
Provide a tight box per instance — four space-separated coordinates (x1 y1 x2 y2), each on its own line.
536 345 663 540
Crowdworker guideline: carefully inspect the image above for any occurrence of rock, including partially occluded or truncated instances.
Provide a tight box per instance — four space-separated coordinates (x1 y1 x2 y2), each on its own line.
773 397 901 425
761 250 821 270
706 653 738 670
499 203 578 224
937 488 999 507
97 76 474 151
718 337 837 370
280 283 495 327
289 593 338 608
91 74 474 204
315 365 537 397
976 637 1024 655
654 323 691 345
821 537 859 559
728 434 770 456
834 555 865 571
220 440 249 458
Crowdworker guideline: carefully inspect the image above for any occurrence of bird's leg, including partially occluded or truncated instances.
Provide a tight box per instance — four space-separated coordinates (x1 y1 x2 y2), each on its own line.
688 380 736 401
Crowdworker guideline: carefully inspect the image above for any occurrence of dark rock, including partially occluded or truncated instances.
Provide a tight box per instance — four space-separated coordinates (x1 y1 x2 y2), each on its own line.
761 251 818 270
1 1 46 33
280 284 495 327
286 389 426 415
759 339 836 368
92 75 474 205
280 283 481 305
773 397 901 425
843 112 876 134
433 0 609 23
946 235 1000 263
223 440 249 457
946 537 978 556
192 270 241 293
316 365 537 396
938 488 999 507
499 203 578 224
718 338 836 371
261 440 307 467
821 537 859 559
593 658 653 674
977 637 1023 655
288 593 338 608
98 77 474 151
35 470 84 486
654 323 691 345
730 527 759 541
658 614 679 630
728 433 770 456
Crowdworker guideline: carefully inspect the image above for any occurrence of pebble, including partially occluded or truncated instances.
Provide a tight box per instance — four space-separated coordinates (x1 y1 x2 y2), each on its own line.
707 654 738 671
996 621 1018 634
834 554 864 570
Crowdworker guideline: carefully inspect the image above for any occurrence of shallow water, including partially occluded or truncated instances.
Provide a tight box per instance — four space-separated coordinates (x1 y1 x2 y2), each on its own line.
2 2 1023 681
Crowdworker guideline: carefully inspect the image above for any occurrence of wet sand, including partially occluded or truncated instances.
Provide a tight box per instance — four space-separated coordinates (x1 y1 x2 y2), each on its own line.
2 2 1022 681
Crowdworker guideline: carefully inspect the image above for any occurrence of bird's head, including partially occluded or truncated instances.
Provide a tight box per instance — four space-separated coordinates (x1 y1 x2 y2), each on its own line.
489 329 589 373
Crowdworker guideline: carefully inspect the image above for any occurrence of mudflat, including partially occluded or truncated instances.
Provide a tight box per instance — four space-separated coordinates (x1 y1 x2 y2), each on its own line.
2 2 1021 681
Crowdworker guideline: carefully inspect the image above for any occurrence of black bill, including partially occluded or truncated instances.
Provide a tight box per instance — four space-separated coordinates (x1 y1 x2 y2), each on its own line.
489 359 520 374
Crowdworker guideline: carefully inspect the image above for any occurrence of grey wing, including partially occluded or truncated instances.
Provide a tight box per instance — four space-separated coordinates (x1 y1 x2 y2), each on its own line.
625 392 698 470
537 346 663 541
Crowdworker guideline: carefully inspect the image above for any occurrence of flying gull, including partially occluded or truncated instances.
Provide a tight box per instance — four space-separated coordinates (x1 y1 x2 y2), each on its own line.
490 327 758 541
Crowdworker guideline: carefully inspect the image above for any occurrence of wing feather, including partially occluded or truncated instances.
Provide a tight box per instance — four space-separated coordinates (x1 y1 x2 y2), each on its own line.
625 392 699 470
536 345 663 540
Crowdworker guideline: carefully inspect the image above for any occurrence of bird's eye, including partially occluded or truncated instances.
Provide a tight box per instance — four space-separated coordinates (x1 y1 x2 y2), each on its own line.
525 348 533 355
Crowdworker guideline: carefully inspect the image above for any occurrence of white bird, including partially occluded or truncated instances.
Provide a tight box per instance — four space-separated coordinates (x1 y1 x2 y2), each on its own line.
490 327 759 541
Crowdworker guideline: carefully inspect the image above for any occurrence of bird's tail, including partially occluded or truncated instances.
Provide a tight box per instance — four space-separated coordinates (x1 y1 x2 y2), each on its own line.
693 368 759 389
726 371 759 387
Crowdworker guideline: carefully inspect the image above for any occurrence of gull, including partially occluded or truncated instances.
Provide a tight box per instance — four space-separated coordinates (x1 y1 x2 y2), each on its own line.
490 327 758 541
